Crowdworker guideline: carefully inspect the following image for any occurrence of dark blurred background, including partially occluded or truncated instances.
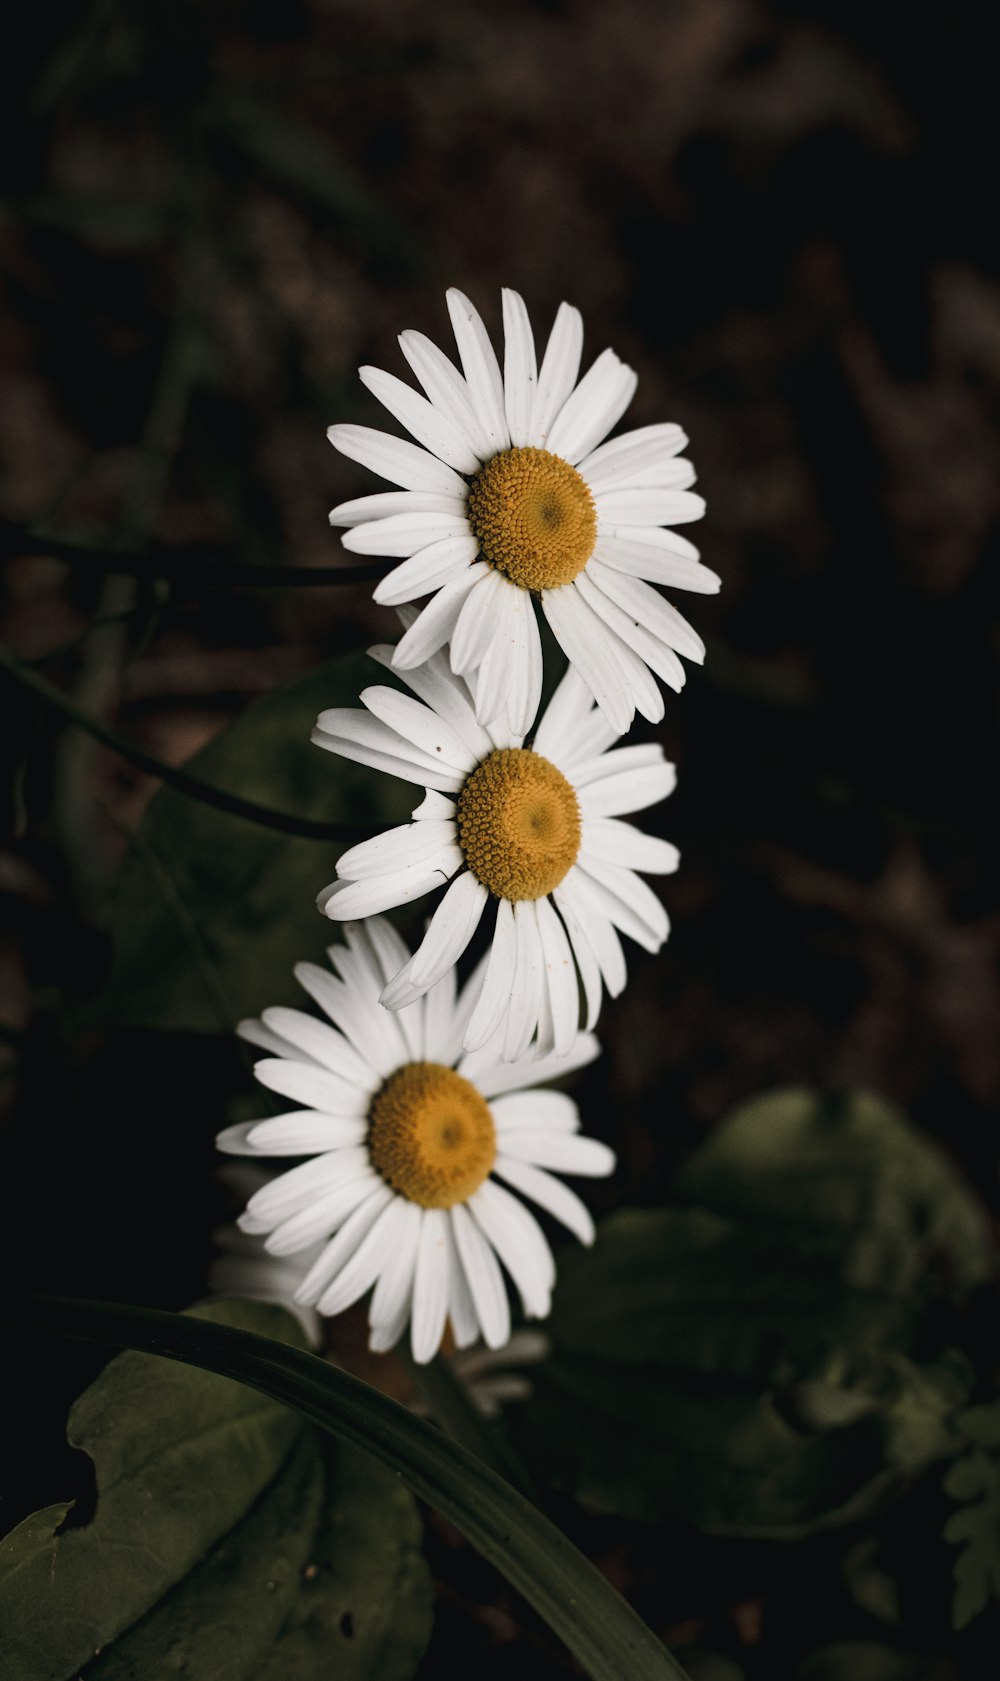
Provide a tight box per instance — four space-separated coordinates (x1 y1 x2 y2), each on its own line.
2 2 998 1676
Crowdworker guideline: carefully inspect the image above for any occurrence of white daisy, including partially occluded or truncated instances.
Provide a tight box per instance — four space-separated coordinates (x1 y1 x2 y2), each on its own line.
313 624 678 1060
216 919 613 1365
327 287 717 736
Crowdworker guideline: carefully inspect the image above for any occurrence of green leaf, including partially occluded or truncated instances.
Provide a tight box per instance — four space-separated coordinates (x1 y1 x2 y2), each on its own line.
98 653 410 1032
793 1644 922 1681
0 1301 432 1681
942 1443 1000 1629
515 1089 986 1535
675 1088 991 1294
2 1293 694 1681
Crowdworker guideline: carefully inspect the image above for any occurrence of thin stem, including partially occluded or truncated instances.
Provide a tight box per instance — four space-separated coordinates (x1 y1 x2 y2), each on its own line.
0 641 374 843
0 520 386 590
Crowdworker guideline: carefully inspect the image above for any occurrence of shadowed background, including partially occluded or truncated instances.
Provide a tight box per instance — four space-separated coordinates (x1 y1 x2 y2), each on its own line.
1 2 998 1677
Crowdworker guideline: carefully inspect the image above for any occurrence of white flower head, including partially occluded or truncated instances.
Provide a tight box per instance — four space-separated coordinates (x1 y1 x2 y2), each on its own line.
328 288 717 737
216 918 613 1364
314 629 678 1061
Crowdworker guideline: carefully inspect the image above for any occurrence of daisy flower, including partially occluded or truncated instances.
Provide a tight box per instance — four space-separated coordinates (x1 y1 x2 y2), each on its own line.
216 920 613 1364
313 621 678 1060
328 287 717 736
208 1164 324 1346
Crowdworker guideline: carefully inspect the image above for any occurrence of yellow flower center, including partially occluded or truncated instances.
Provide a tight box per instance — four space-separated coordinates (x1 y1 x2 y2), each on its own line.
367 1061 495 1209
466 446 597 591
456 747 581 902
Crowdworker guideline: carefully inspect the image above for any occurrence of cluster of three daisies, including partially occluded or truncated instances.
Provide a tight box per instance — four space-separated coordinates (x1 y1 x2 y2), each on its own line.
218 289 716 1362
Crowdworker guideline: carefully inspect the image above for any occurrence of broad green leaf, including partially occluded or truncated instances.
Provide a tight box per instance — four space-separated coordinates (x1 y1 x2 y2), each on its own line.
1 1293 694 1681
516 1090 987 1534
82 1439 431 1681
0 1300 432 1681
675 1088 991 1294
0 1301 306 1680
98 653 410 1032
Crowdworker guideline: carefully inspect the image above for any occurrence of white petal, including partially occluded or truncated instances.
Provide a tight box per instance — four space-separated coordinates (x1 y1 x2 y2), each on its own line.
530 301 584 447
582 818 680 874
549 884 605 1030
360 365 479 473
360 684 477 775
499 1131 615 1176
323 852 462 921
312 726 461 795
586 565 706 662
547 350 637 465
578 422 688 488
577 756 676 818
502 288 537 447
576 858 668 951
593 535 720 593
421 962 460 1066
259 1007 371 1087
368 1200 423 1328
411 1207 452 1362
246 1112 367 1154
542 583 633 735
463 896 516 1052
473 1028 601 1098
597 622 666 726
535 894 580 1055
237 1016 314 1066
253 1057 364 1116
329 490 465 527
335 820 458 881
303 958 407 1075
392 563 489 670
411 788 458 821
469 578 535 730
398 328 492 459
469 1180 554 1316
372 535 478 606
263 1172 381 1257
449 1202 511 1349
556 872 627 997
493 1156 596 1243
446 289 510 455
342 511 470 558
504 900 546 1062
492 1089 579 1133
380 872 488 1005
292 963 384 1083
312 706 463 790
241 1147 369 1230
294 1184 394 1301
445 1218 480 1348
314 1194 411 1317
595 487 705 526
369 642 492 760
449 570 508 675
327 423 466 494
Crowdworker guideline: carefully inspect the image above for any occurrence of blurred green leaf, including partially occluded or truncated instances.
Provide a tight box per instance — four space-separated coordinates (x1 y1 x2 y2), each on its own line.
516 1089 988 1534
942 1402 1000 1629
99 653 410 1032
793 1644 922 1681
0 1300 431 1681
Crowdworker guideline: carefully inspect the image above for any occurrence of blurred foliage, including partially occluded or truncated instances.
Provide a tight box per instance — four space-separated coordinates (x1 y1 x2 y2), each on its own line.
517 1090 991 1535
99 652 410 1031
942 1402 1000 1629
0 1299 431 1681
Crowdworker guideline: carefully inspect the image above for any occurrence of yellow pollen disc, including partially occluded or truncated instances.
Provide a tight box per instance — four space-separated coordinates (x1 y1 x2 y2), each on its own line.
466 446 597 591
367 1062 495 1209
456 747 581 902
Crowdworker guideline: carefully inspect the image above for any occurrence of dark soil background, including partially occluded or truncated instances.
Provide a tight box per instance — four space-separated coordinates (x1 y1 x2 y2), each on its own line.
1 3 998 1677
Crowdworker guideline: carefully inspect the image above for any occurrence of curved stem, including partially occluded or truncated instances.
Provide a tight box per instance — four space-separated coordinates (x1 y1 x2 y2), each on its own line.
0 642 374 843
0 520 386 590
